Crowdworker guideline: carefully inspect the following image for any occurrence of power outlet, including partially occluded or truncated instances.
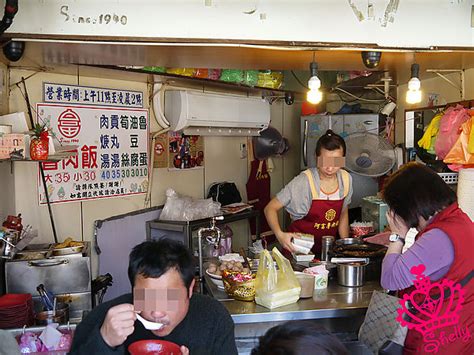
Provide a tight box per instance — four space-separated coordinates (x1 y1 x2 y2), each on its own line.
239 143 247 159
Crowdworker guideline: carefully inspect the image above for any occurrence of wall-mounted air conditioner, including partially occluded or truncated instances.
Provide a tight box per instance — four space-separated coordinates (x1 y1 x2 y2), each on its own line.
164 90 270 136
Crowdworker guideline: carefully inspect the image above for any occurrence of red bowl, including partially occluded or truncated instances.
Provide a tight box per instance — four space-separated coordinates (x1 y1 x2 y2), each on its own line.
128 340 181 355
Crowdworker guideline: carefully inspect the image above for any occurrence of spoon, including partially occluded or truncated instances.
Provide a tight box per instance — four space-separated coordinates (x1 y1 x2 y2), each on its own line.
135 313 164 330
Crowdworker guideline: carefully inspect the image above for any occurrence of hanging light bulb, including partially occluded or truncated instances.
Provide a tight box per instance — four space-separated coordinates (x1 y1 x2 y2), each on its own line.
307 61 323 104
406 63 422 104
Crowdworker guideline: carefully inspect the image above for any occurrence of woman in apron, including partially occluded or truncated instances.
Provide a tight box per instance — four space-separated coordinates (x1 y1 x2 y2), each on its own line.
264 130 352 257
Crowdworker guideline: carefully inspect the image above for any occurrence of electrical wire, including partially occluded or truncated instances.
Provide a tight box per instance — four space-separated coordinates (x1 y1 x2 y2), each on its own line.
290 70 309 90
333 87 387 103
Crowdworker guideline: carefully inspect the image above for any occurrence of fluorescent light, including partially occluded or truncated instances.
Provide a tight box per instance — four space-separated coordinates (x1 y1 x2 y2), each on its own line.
406 63 422 104
307 61 323 104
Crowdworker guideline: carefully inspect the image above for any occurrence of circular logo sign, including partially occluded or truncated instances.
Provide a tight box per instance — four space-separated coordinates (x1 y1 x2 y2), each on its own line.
325 209 336 222
58 109 81 138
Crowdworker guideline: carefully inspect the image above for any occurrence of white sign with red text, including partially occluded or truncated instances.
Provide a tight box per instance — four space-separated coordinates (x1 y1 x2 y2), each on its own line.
36 103 149 204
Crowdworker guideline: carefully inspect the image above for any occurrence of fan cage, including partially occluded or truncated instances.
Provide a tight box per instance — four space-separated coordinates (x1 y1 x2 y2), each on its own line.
438 172 458 185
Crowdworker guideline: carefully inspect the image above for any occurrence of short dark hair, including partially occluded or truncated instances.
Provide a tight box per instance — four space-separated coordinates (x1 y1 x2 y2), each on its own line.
382 162 456 228
251 321 348 355
315 130 346 156
128 239 195 289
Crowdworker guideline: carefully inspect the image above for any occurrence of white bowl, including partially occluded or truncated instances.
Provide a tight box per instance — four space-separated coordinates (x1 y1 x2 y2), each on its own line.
206 269 224 289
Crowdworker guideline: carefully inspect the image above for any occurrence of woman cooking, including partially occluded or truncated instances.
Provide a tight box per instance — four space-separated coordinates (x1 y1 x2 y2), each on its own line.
264 130 353 257
381 162 473 355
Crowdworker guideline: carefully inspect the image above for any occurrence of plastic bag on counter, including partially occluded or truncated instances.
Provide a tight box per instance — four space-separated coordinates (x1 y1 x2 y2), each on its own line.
255 247 301 309
159 188 221 221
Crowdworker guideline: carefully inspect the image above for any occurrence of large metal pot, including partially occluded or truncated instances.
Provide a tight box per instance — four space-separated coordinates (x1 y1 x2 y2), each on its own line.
331 238 386 282
337 262 368 287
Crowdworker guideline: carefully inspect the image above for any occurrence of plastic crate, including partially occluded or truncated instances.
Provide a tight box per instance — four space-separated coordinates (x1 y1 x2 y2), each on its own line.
438 172 458 185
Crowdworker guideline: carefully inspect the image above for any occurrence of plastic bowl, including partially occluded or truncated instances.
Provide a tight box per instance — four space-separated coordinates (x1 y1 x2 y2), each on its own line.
206 269 224 289
128 340 181 355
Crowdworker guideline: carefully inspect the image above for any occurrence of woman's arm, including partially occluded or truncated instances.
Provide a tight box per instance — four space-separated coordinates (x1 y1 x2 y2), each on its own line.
338 207 350 238
381 229 454 290
264 198 296 252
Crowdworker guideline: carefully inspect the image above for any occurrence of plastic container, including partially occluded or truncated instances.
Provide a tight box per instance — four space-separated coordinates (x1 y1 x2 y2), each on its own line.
295 272 315 298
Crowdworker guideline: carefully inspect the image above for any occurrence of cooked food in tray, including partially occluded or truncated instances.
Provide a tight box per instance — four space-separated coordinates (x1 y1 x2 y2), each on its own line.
53 237 84 249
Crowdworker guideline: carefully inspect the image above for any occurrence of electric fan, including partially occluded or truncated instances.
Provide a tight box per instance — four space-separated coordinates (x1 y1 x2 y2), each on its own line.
344 132 396 177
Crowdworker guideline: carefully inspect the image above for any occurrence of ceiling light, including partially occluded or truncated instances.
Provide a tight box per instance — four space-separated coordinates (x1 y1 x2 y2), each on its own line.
307 61 323 104
406 63 422 104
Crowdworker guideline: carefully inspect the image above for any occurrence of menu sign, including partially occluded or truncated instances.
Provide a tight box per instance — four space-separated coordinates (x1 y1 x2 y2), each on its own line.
36 103 149 204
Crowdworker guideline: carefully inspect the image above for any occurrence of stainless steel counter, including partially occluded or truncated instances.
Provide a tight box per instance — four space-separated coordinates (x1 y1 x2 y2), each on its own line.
204 274 381 324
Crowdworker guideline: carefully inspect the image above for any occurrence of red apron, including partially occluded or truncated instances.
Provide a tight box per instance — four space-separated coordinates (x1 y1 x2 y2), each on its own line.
400 203 474 355
286 169 347 257
246 160 275 244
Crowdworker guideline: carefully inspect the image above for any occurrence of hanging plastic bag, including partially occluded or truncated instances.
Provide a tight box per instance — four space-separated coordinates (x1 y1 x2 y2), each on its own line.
255 247 301 309
444 117 474 170
417 112 442 153
434 105 470 159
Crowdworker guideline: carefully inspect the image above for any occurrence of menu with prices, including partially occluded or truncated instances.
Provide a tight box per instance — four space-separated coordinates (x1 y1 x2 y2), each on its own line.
36 103 149 204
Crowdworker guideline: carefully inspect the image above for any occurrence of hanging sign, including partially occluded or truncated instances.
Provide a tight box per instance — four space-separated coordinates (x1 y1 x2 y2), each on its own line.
43 82 144 108
37 103 149 204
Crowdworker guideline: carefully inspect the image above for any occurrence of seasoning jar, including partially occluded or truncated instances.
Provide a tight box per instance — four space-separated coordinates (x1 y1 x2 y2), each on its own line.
320 235 334 262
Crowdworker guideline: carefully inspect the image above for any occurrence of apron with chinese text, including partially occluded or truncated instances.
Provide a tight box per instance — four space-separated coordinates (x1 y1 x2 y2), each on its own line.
286 169 350 257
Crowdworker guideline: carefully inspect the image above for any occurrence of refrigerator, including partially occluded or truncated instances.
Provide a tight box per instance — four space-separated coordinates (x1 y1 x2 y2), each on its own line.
301 114 383 209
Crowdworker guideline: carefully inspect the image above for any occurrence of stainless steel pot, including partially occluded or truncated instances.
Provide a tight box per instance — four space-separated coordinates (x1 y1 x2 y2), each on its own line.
337 262 368 287
35 302 70 325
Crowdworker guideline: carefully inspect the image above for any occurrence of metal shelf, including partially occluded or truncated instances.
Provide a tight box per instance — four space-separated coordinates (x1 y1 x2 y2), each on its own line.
84 64 304 96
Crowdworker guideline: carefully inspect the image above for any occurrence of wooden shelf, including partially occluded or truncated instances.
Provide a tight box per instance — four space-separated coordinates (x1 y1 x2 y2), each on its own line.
83 64 305 96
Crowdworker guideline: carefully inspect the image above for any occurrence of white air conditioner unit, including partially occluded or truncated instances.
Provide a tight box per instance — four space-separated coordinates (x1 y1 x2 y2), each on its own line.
164 90 270 136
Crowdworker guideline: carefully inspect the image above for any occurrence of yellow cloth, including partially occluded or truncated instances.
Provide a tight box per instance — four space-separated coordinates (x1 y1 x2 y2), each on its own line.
418 112 443 151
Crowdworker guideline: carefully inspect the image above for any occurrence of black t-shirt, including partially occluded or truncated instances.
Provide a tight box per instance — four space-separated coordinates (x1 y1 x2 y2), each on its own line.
70 293 237 355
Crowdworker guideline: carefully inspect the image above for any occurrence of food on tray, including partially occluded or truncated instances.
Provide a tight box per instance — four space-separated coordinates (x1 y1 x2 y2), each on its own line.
207 260 250 277
53 237 84 249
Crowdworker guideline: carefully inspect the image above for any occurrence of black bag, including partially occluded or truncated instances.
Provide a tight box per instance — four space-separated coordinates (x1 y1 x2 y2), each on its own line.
207 182 242 206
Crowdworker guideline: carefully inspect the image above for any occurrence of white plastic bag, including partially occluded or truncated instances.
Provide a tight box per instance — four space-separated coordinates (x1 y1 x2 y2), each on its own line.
159 188 221 221
255 247 301 309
